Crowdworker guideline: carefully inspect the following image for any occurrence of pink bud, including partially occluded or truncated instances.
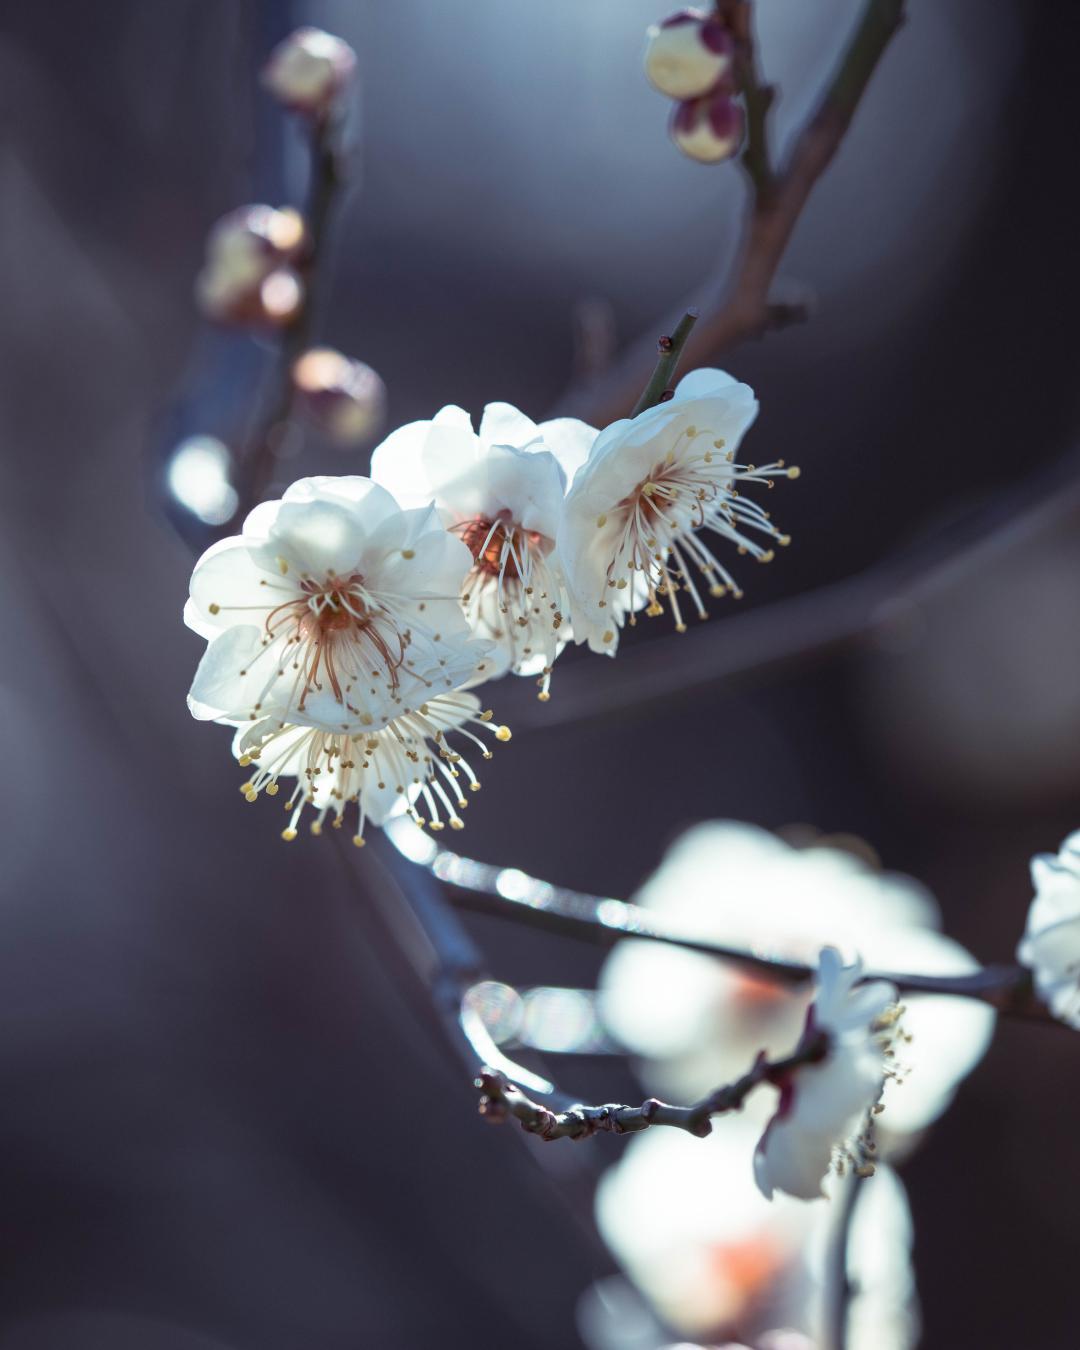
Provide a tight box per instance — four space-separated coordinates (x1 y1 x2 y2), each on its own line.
644 9 734 100
670 92 744 164
291 348 387 446
262 27 356 118
195 205 308 327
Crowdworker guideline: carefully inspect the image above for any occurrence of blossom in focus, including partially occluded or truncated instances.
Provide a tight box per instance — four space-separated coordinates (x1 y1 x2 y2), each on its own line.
371 403 598 697
185 476 491 735
644 9 734 100
754 948 897 1201
558 370 795 655
600 822 994 1140
1017 830 1080 1028
292 348 387 447
262 27 356 118
195 205 307 326
671 91 745 164
594 1118 917 1347
233 691 509 843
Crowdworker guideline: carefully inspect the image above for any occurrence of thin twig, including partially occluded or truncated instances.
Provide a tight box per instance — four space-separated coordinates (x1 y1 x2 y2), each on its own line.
421 846 1056 1022
555 0 907 425
629 309 699 417
476 1033 827 1142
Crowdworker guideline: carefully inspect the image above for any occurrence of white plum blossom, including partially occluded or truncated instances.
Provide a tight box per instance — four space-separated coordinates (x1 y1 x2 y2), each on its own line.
672 91 745 163
262 27 356 118
594 1118 917 1347
644 9 734 100
1017 830 1080 1028
186 476 492 736
195 205 307 326
754 948 897 1202
233 690 510 844
558 369 796 655
371 402 598 697
599 822 994 1139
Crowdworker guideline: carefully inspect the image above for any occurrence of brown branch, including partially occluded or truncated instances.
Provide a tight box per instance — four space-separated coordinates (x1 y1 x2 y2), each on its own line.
476 1034 827 1142
555 0 907 425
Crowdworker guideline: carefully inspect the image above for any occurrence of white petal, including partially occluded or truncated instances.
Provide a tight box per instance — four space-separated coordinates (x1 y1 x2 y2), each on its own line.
479 401 540 448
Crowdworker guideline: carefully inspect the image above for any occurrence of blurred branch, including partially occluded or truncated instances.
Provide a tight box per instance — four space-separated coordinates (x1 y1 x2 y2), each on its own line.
235 118 347 514
822 1167 861 1350
555 0 907 425
476 1034 827 1142
423 846 1057 1023
497 443 1080 733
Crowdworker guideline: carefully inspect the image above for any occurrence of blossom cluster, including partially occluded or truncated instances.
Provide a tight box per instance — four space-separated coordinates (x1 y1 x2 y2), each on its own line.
644 8 745 163
186 372 797 844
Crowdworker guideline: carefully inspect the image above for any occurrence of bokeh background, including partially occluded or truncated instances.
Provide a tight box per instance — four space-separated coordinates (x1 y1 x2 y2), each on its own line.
2 0 1079 1346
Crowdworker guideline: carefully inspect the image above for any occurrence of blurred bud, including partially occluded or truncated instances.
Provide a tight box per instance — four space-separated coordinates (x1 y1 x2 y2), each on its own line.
167 435 238 526
195 205 307 327
291 348 387 446
671 91 744 163
262 27 357 118
645 9 733 100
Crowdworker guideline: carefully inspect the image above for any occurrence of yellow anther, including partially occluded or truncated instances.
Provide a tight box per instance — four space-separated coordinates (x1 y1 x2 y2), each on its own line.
276 556 289 574
450 819 464 830
537 690 551 702
402 549 415 559
281 828 297 842
208 603 220 615
495 726 512 742
596 514 607 528
787 466 801 479
265 783 279 796
479 709 494 722
352 834 366 848
238 755 252 767
602 629 614 643
310 821 323 836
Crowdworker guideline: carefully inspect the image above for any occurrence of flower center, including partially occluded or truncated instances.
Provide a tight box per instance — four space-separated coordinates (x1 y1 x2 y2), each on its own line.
264 572 408 711
456 513 544 578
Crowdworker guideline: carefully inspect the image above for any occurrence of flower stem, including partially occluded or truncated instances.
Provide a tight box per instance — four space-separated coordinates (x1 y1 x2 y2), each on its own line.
629 309 699 417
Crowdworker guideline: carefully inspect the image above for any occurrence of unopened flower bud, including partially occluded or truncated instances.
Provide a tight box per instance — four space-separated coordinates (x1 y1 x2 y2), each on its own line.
671 92 744 164
292 348 387 446
196 205 307 326
262 27 356 118
644 9 734 100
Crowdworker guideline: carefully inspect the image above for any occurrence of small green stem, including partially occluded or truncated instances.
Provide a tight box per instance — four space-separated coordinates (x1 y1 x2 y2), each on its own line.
629 309 699 417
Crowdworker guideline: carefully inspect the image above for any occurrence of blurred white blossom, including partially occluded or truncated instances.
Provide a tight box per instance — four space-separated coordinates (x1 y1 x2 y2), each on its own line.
195 205 306 327
262 27 356 118
644 10 734 100
559 371 795 655
595 1117 916 1346
754 948 896 1201
1018 830 1080 1028
600 822 994 1139
185 476 491 734
371 403 597 696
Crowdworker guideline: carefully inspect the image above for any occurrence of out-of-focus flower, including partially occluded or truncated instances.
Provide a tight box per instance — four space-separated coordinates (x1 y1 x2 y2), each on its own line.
195 205 307 327
261 27 356 119
292 348 387 446
185 476 491 734
1018 830 1080 1028
371 403 597 696
671 92 745 163
232 690 509 843
754 948 896 1201
600 822 995 1140
559 371 794 655
595 1119 917 1347
644 10 734 100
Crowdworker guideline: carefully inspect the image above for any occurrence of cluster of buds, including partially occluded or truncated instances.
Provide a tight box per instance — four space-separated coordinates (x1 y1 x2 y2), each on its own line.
291 347 388 447
644 8 744 164
195 204 307 327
